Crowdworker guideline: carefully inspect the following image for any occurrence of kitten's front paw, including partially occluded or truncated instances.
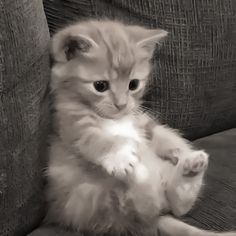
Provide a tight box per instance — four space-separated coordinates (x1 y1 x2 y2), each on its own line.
183 150 209 177
102 143 139 179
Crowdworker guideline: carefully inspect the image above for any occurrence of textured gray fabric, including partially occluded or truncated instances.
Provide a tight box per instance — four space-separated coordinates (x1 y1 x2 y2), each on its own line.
0 0 50 235
28 227 82 236
43 0 236 139
29 128 236 235
185 128 236 230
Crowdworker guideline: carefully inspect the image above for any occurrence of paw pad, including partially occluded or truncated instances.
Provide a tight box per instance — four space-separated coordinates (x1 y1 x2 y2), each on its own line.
183 151 209 177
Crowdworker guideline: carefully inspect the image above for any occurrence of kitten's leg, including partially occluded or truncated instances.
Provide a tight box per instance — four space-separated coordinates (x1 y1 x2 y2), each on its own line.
141 115 209 215
138 113 193 161
149 123 193 160
166 150 209 216
59 112 139 178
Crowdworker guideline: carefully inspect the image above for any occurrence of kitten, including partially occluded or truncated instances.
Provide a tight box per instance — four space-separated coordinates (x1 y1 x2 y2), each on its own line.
46 20 236 236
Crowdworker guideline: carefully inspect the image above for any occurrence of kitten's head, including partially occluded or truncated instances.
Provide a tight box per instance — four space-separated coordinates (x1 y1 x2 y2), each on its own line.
51 20 167 119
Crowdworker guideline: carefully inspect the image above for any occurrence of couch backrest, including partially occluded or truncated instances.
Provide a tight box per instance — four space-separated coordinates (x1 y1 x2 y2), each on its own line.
0 0 50 235
44 0 236 139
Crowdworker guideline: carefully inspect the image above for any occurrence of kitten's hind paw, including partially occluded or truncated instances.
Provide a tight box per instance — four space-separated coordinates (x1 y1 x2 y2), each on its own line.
183 150 209 177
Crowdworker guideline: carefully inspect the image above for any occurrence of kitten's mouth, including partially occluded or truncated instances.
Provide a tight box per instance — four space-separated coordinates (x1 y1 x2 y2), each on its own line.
96 108 129 119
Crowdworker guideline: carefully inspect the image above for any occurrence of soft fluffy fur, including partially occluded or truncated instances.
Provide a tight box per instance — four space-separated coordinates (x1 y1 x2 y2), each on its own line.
46 20 236 236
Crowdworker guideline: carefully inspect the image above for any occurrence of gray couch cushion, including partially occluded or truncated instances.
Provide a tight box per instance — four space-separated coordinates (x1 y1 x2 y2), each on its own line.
185 128 236 230
0 0 50 235
43 0 236 139
29 128 236 235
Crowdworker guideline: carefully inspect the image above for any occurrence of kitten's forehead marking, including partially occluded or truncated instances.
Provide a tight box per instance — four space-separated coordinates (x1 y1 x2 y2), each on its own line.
101 28 136 78
112 48 135 78
107 70 118 81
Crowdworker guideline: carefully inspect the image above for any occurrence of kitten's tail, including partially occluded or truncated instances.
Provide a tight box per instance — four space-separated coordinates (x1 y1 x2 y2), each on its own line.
157 215 236 236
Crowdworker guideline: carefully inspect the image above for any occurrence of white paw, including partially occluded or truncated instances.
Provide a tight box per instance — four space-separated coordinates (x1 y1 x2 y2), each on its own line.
102 144 139 179
183 150 209 177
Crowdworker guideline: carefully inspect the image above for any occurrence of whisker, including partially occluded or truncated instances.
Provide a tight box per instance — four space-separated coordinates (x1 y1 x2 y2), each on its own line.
138 105 160 119
142 100 160 105
139 105 157 114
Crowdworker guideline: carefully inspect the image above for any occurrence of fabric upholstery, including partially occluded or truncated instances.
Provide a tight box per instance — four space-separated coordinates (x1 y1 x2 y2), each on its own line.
0 0 50 235
185 128 236 231
43 0 236 139
28 128 236 235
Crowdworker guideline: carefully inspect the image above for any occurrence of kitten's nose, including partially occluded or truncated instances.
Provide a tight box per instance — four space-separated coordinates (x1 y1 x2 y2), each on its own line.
115 102 127 110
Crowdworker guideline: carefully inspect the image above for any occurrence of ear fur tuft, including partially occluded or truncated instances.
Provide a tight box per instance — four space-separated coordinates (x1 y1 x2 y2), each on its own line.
51 27 98 62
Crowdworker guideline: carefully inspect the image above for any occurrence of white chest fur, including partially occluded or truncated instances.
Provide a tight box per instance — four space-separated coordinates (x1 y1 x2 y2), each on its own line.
100 117 149 183
100 117 142 142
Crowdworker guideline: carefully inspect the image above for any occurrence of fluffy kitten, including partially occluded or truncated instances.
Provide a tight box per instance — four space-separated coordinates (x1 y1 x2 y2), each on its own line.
46 20 236 236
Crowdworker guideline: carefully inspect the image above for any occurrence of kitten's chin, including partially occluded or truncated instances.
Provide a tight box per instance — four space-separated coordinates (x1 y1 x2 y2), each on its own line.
97 109 132 119
99 112 126 120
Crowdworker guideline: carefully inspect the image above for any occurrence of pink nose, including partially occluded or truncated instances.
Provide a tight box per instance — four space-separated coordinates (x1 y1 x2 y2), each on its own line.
115 102 127 110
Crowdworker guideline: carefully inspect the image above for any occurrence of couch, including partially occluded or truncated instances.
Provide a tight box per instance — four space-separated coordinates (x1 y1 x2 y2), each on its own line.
0 0 235 235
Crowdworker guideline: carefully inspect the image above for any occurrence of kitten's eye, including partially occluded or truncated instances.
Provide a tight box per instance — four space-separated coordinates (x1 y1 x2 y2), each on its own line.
129 79 140 91
93 80 109 92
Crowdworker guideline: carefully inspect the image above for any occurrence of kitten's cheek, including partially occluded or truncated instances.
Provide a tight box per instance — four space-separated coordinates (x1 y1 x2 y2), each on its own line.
129 100 137 111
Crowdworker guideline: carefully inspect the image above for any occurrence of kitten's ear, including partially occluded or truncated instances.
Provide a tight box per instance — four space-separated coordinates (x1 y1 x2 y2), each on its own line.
51 30 99 62
127 26 168 56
